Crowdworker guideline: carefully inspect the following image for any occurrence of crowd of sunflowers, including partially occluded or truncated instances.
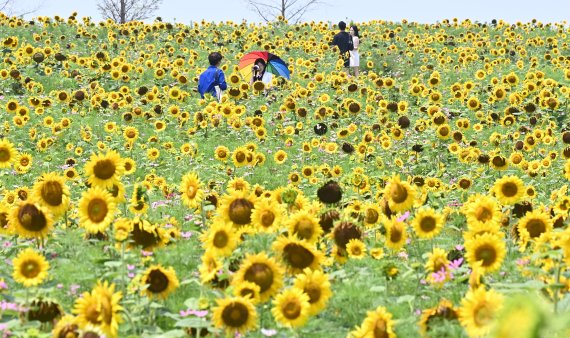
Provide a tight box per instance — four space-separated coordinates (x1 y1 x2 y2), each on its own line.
1 9 570 337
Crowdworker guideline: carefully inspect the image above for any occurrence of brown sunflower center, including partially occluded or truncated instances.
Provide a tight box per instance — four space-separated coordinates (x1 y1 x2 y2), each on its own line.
282 300 302 319
99 295 113 325
475 243 497 267
93 159 116 180
87 198 109 223
365 209 379 224
304 285 321 304
501 182 518 197
235 152 246 163
85 303 102 325
283 243 314 269
186 185 197 199
213 231 229 248
473 304 494 327
389 227 402 243
228 198 253 225
18 204 48 232
0 148 10 162
526 219 546 238
41 181 63 206
0 211 8 228
221 302 249 328
20 157 29 166
146 269 169 293
295 219 315 240
389 183 408 204
474 206 493 222
260 210 275 228
420 216 436 232
23 260 41 278
244 263 274 293
373 319 389 338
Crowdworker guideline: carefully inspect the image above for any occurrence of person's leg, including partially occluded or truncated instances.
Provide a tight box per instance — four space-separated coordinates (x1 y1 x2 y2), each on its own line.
354 66 359 77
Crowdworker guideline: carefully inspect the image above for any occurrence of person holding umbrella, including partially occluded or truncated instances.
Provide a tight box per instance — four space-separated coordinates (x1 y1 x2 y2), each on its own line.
250 58 274 86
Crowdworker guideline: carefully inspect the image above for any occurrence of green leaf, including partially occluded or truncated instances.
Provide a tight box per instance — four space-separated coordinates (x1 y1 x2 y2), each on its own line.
174 317 209 328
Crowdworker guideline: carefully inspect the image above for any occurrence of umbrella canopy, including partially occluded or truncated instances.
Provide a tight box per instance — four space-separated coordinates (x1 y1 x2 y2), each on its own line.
238 51 290 81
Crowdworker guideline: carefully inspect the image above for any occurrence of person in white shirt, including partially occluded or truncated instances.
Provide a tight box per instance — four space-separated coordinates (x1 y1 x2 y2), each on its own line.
349 25 360 77
250 58 273 87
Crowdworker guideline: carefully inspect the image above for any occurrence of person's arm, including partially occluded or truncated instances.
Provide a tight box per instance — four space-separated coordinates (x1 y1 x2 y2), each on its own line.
197 73 205 98
354 37 359 50
329 34 338 47
218 71 227 91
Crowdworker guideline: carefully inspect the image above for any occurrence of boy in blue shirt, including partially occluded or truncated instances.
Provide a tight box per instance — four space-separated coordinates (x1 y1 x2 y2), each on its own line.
197 52 227 101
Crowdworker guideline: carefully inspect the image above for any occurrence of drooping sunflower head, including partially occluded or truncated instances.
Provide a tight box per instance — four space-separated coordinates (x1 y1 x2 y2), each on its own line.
128 218 166 251
27 298 64 323
9 201 53 239
212 297 257 335
272 236 323 274
383 175 416 212
141 265 179 300
12 247 49 287
419 299 458 336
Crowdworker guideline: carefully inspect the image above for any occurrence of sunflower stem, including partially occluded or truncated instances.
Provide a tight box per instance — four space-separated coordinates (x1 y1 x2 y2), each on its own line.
553 260 562 313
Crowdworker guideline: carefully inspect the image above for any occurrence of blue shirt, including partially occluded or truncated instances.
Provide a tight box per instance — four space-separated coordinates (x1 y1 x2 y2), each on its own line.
197 66 227 98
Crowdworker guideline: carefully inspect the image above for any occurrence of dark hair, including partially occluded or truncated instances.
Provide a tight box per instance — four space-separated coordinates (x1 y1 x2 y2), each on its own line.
350 25 359 37
208 52 223 66
338 21 346 30
254 58 266 67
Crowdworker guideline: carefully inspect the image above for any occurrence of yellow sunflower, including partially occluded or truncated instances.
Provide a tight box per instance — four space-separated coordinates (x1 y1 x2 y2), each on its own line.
233 281 261 304
517 209 553 242
272 236 324 274
84 150 125 188
271 288 311 328
293 268 332 315
0 139 17 168
286 210 323 243
78 187 117 234
12 248 49 287
346 238 367 259
412 207 444 239
212 297 257 335
9 201 54 239
179 172 204 209
141 265 179 300
201 221 239 257
383 175 416 212
459 287 503 338
419 299 458 336
32 172 70 218
251 198 284 233
384 217 408 251
73 281 123 338
233 252 284 302
349 306 396 338
492 175 525 205
465 232 506 274
463 194 502 232
218 190 257 228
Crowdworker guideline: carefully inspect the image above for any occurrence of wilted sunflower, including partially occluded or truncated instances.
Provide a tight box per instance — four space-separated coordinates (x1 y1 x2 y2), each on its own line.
52 315 80 338
27 298 64 323
293 268 332 316
383 175 416 212
9 201 53 239
0 139 17 168
84 150 125 188
32 172 70 218
12 248 49 287
286 210 323 243
129 218 166 251
212 297 257 335
350 306 396 338
201 221 239 257
458 287 503 338
412 207 444 239
141 265 179 300
179 172 204 209
79 187 116 234
233 252 284 302
73 281 123 338
419 299 458 336
492 175 525 206
271 287 311 328
250 198 283 233
465 232 506 274
272 236 323 274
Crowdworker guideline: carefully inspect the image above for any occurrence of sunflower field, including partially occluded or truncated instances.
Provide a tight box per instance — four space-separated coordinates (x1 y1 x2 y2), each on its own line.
2 11 570 337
